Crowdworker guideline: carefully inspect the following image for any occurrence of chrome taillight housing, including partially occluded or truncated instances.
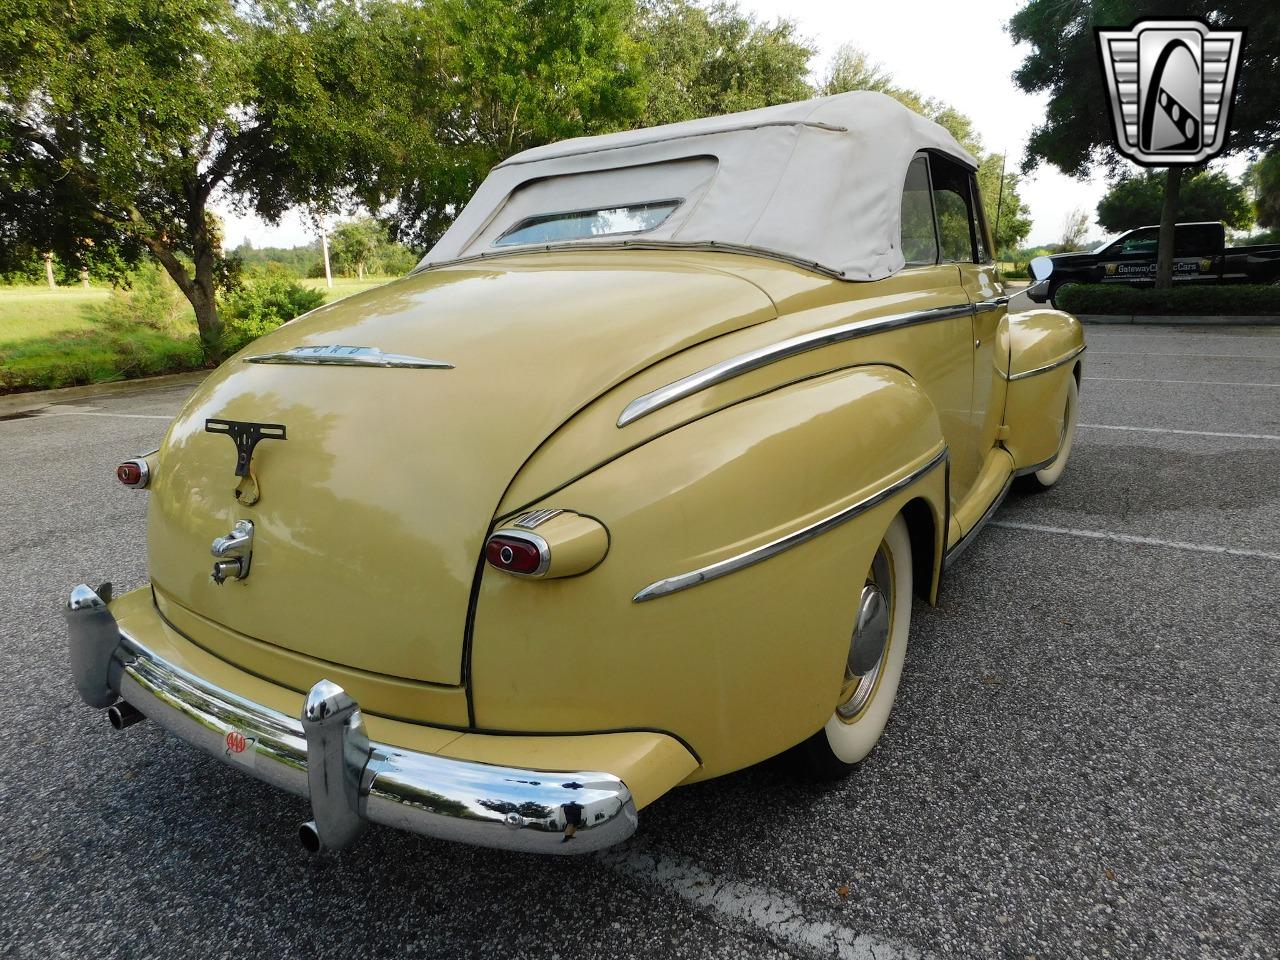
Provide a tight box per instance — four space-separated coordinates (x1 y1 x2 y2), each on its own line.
116 458 151 489
484 510 609 579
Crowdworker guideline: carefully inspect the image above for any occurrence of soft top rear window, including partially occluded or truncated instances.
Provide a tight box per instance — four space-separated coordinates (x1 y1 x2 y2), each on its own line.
493 200 682 248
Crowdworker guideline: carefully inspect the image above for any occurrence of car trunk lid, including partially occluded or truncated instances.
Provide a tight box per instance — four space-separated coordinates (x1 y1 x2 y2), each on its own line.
147 253 775 684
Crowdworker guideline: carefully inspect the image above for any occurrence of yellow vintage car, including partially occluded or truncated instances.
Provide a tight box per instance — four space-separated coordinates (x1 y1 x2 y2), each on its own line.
65 92 1083 855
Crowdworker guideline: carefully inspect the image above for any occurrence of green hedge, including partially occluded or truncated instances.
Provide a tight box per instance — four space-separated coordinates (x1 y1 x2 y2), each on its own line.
1056 283 1280 316
0 326 206 392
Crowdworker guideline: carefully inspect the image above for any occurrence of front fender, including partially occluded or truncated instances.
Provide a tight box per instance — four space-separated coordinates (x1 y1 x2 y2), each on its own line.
469 365 947 781
1002 309 1085 471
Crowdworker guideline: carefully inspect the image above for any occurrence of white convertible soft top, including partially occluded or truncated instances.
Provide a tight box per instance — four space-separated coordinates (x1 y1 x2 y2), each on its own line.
416 92 978 281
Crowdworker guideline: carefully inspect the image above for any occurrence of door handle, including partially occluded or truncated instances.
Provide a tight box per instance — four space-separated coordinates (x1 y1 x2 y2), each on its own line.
975 339 981 348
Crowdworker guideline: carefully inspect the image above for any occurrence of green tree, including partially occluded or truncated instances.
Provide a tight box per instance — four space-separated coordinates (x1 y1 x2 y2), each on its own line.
978 156 1034 255
1 0 434 355
387 0 646 251
1097 170 1253 233
1059 208 1092 252
819 44 895 98
1009 1 1280 288
633 0 813 127
329 218 383 280
1248 152 1280 230
821 46 1032 252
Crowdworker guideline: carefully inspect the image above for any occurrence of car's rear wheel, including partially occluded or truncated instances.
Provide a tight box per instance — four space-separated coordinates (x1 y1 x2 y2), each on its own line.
1024 374 1079 490
1049 281 1079 310
794 513 912 779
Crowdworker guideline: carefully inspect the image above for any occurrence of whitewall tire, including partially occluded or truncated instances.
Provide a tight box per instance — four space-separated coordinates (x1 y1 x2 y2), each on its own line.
795 513 913 778
1028 374 1078 490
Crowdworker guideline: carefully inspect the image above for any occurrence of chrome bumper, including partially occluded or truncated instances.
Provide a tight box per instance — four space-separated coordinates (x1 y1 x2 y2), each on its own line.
63 584 637 854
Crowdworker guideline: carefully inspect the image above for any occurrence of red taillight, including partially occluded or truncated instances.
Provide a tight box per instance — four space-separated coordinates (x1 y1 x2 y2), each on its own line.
485 534 546 576
116 459 149 488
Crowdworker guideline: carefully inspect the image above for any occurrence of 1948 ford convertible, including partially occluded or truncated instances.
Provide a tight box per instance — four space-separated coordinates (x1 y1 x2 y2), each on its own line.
64 92 1083 854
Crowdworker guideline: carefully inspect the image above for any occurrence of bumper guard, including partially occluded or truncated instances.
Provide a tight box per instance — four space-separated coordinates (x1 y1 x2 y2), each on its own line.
63 584 638 854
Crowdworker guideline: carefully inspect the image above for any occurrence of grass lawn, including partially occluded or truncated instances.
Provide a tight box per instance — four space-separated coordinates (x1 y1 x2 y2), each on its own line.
304 277 391 301
0 286 110 347
0 276 394 394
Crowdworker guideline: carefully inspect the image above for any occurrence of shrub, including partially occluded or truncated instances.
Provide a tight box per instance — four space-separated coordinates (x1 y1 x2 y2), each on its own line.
1056 283 1280 317
219 268 326 355
0 325 205 392
88 266 194 334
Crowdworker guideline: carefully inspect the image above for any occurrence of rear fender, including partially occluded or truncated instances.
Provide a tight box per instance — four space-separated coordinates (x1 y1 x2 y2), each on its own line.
1001 309 1085 471
469 364 947 780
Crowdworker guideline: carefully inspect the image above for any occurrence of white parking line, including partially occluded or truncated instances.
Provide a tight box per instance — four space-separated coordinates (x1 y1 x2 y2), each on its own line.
1090 351 1280 361
1088 376 1280 388
992 521 1280 562
37 410 173 421
1080 423 1280 441
598 843 922 960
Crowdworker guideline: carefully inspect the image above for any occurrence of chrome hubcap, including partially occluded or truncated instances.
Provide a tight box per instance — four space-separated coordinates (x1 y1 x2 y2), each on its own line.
837 542 894 721
847 584 889 676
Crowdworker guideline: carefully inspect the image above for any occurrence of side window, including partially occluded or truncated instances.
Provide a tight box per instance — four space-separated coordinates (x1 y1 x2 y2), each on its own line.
900 156 938 264
1175 225 1218 257
928 154 977 263
970 173 992 262
1119 228 1159 255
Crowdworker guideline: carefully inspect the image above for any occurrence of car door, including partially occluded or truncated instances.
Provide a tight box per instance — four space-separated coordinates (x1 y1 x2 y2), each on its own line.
1100 228 1159 285
897 154 980 520
926 153 1009 523
1173 223 1222 285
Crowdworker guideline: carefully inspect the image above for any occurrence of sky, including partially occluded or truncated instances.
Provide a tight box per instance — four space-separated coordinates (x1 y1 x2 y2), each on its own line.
215 0 1246 251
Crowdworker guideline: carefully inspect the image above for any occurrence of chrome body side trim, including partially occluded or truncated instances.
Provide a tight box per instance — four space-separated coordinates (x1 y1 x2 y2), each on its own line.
63 587 637 855
617 303 975 427
245 345 454 369
633 447 948 602
1007 345 1086 382
942 472 1013 569
1014 453 1059 478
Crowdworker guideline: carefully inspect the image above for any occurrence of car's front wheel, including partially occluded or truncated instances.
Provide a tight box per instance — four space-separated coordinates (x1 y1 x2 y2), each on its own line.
794 513 912 779
1023 374 1079 491
1049 280 1079 310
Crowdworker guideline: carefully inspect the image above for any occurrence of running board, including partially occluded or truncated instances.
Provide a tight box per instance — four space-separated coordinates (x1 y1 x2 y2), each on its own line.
943 473 1013 568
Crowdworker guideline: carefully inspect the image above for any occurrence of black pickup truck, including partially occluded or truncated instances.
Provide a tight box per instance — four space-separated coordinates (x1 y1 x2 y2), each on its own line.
1027 221 1280 307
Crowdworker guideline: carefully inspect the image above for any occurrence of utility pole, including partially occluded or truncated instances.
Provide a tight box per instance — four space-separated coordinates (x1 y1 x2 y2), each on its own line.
320 224 333 290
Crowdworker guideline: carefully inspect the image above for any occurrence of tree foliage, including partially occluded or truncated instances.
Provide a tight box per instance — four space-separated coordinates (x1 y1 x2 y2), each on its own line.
219 267 326 355
385 0 647 251
0 0 434 354
1059 208 1092 251
1096 170 1252 233
1248 152 1280 230
633 0 813 126
329 218 383 280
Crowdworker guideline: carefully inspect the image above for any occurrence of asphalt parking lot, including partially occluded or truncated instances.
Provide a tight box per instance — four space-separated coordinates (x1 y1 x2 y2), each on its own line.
3 321 1278 960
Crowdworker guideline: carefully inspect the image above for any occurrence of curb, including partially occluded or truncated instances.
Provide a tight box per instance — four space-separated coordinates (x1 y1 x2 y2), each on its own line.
1077 314 1280 325
0 370 209 418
